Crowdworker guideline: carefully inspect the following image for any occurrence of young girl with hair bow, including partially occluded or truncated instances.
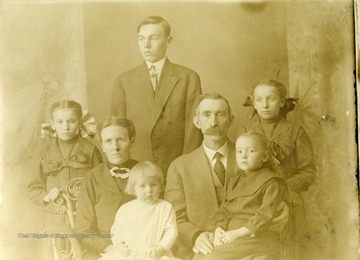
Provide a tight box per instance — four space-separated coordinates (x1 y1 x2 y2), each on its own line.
28 100 102 259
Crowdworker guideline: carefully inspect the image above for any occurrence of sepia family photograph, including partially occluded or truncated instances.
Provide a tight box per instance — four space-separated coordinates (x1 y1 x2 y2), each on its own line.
0 0 358 259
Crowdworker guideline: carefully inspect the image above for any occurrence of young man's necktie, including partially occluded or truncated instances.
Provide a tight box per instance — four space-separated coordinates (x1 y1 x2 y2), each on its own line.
149 65 158 92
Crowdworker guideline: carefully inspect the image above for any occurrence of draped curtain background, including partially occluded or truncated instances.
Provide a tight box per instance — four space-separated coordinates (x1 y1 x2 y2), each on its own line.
0 1 357 259
0 2 88 258
286 1 357 259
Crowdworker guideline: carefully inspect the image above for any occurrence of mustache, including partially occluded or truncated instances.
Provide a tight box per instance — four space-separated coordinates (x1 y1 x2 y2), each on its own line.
204 127 224 135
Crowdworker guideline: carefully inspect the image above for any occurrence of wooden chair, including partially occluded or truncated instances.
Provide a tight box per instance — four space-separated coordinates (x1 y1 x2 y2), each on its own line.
280 197 306 260
51 177 84 260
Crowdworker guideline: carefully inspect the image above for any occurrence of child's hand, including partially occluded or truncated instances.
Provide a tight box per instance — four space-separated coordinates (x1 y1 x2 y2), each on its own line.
221 227 252 244
213 227 225 246
43 188 62 202
221 229 241 244
148 246 165 259
115 242 131 257
102 245 114 253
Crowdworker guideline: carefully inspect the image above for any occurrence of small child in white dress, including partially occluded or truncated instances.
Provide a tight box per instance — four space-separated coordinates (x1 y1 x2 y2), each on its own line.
99 161 178 260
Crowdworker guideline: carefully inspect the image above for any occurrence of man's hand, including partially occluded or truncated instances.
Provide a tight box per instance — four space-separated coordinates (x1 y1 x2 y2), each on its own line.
192 232 214 255
269 201 290 232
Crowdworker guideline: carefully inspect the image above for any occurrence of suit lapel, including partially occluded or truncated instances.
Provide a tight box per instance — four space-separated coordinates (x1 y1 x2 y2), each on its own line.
226 141 236 180
193 147 218 208
135 63 155 111
151 59 178 127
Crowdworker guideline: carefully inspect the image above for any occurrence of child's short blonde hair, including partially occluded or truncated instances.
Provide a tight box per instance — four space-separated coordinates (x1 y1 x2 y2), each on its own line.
237 131 270 152
236 131 280 174
125 161 164 195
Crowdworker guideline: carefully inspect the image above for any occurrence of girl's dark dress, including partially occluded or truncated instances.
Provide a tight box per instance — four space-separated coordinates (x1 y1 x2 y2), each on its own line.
28 136 102 258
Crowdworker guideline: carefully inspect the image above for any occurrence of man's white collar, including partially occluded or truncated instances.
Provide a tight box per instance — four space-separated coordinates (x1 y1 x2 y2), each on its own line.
146 57 166 70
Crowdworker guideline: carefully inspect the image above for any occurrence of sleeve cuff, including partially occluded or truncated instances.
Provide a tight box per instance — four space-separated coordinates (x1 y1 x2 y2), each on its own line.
40 192 49 206
98 240 112 253
244 223 258 235
191 230 204 247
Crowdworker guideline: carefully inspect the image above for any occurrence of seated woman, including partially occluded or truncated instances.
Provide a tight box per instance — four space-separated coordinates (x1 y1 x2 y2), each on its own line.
75 117 138 259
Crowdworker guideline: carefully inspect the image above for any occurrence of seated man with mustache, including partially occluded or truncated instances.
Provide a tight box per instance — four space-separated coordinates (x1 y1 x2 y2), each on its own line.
165 92 289 260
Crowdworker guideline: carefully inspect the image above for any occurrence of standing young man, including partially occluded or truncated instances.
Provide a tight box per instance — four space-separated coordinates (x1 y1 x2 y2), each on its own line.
111 16 202 177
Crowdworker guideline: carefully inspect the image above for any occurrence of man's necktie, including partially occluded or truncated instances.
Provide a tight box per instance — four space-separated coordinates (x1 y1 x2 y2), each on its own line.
149 65 158 92
213 152 226 185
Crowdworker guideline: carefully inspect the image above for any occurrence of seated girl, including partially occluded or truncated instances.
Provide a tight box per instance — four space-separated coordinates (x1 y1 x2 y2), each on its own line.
194 131 289 260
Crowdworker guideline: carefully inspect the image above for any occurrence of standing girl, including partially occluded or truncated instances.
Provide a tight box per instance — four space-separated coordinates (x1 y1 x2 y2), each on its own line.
245 79 315 192
28 100 102 259
244 79 316 256
194 131 288 260
100 161 178 260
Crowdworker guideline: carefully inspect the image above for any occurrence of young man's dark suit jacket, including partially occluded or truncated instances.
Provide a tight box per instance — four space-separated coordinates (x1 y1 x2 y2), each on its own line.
111 59 202 177
164 141 236 259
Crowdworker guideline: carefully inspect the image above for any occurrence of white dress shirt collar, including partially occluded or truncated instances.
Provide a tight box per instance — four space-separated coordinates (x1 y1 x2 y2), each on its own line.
203 141 228 166
145 57 166 71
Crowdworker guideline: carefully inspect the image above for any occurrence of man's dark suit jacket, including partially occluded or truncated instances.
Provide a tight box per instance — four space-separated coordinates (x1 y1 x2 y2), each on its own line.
164 142 236 259
111 59 202 176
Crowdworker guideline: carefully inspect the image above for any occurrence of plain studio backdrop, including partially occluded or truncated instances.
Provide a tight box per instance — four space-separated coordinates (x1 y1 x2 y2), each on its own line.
0 1 358 259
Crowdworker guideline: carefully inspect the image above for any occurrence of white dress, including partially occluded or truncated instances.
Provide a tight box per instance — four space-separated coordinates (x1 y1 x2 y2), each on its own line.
99 199 178 260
